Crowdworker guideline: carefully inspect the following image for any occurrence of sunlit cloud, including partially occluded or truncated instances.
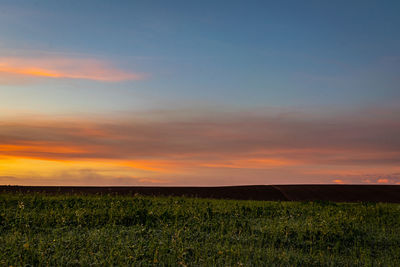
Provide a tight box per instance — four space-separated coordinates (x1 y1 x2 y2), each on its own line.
1 108 400 185
377 178 389 184
0 56 147 82
333 179 345 184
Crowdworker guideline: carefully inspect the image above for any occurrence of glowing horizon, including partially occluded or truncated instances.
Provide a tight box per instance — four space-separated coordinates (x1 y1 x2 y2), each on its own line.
1 108 399 185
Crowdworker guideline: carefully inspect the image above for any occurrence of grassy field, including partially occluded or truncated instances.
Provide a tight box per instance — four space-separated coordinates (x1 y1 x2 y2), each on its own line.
1 193 400 266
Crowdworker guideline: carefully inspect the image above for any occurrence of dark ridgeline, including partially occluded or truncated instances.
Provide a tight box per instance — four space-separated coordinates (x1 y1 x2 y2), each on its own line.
1 185 400 203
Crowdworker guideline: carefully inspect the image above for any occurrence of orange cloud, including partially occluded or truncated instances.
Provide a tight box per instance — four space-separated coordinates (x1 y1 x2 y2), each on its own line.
0 56 146 82
1 108 400 185
120 160 186 173
333 179 344 184
200 158 296 169
377 178 389 183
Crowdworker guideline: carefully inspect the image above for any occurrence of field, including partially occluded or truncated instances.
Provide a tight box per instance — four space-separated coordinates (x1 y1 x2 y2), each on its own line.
1 193 400 266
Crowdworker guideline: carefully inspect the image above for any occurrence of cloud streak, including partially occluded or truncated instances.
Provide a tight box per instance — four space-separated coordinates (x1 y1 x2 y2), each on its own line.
1 108 400 185
1 111 399 162
0 56 146 82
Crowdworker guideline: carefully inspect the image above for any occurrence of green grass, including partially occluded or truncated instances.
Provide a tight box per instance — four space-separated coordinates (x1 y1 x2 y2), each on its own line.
1 194 400 266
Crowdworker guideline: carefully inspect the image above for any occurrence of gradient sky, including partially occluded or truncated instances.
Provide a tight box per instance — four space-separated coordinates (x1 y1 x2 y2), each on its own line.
1 0 400 185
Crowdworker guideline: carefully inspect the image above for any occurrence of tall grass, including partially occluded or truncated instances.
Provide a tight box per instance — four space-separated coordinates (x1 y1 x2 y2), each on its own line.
1 193 400 266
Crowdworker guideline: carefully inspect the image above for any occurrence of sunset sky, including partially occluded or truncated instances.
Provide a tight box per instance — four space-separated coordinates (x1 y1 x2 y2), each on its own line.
1 0 400 185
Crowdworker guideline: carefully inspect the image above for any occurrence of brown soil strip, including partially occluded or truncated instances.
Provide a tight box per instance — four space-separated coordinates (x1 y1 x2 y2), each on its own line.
1 185 400 203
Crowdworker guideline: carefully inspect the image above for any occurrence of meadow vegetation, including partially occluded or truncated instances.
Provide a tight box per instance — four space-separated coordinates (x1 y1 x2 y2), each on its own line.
1 193 400 266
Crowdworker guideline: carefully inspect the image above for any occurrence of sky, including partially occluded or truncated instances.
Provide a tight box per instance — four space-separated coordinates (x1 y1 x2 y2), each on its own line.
1 0 400 185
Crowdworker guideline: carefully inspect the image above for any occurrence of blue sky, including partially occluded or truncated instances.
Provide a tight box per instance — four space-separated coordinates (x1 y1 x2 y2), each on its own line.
1 0 399 113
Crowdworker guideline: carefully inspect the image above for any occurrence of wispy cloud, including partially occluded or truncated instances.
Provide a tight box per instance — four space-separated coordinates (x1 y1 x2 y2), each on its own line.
0 56 147 82
2 109 399 163
1 108 400 185
333 179 345 184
